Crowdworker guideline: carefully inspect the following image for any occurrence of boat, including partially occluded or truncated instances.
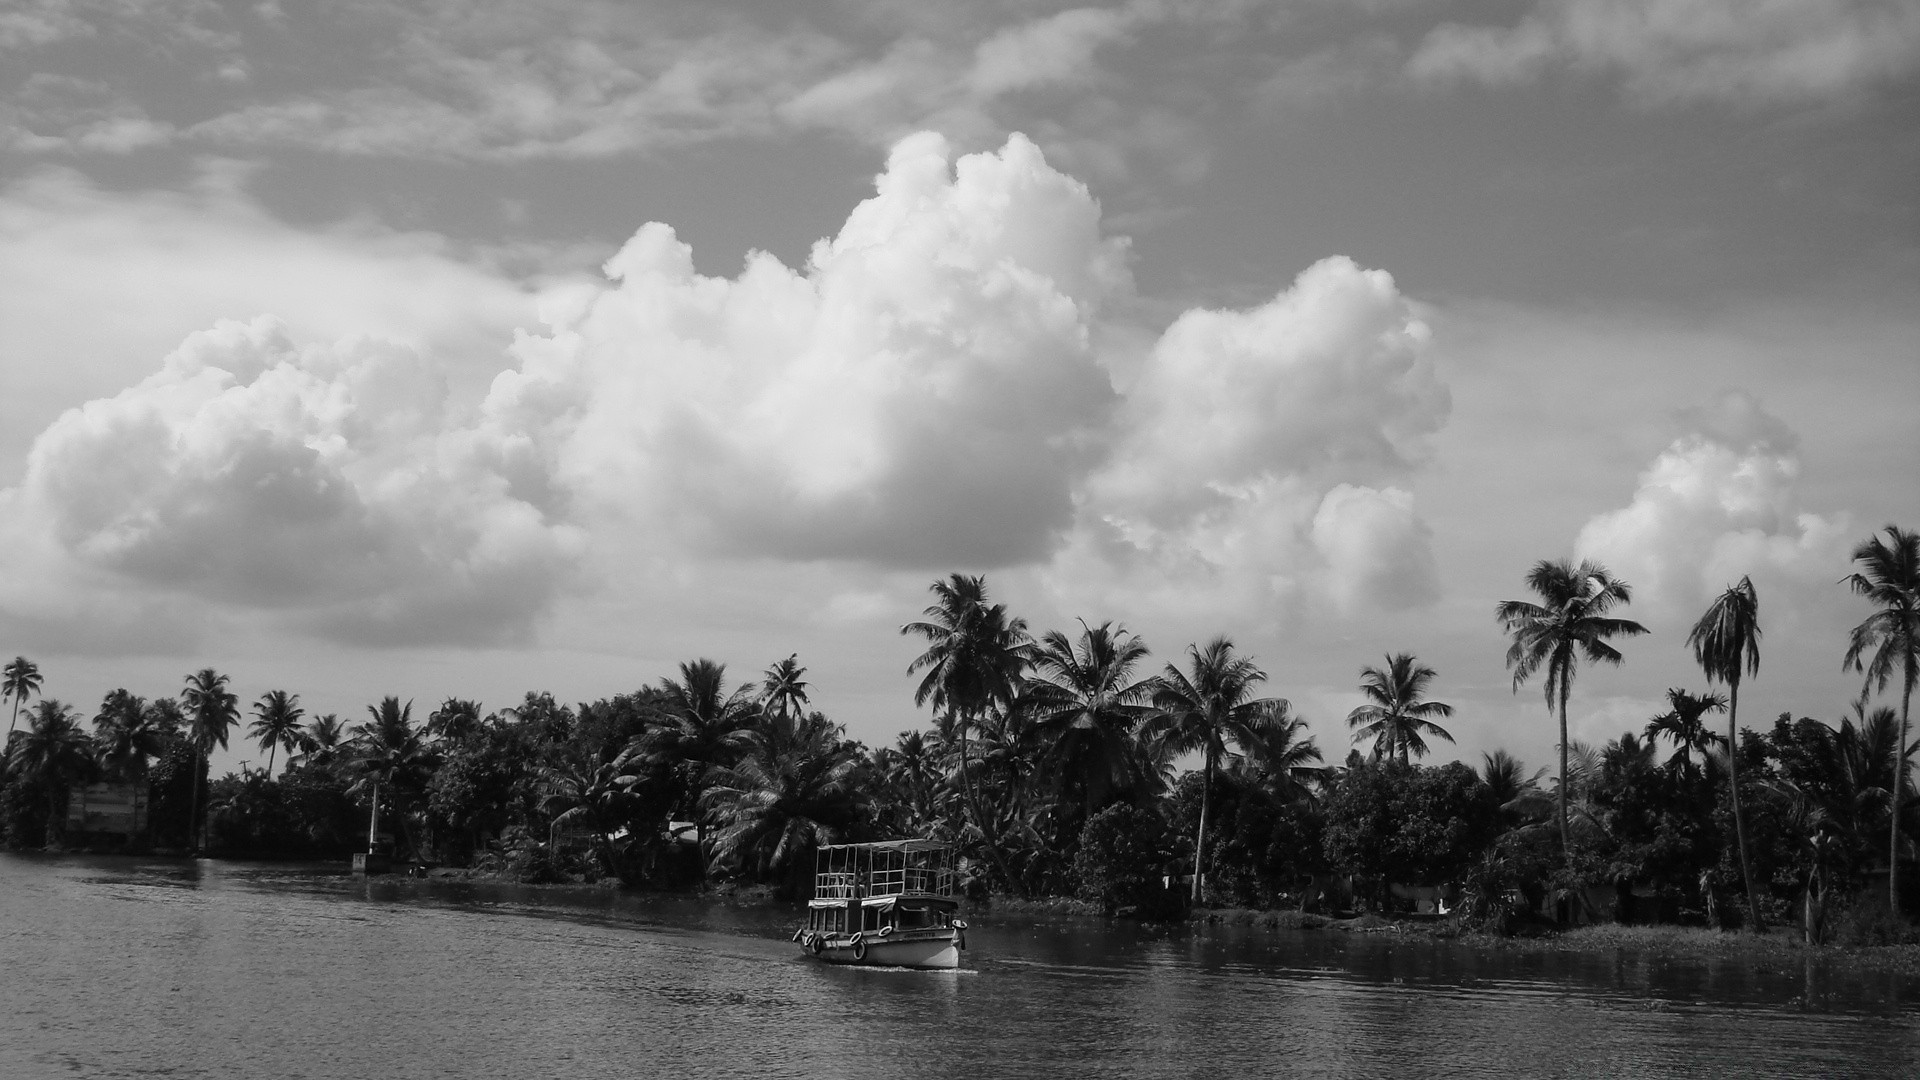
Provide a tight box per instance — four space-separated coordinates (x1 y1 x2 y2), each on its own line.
793 839 968 969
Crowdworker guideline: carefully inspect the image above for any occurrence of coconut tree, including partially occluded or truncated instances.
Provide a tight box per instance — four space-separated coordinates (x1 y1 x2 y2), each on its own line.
1346 653 1455 765
1027 620 1157 822
1497 559 1648 868
348 698 437 858
1643 688 1729 780
640 659 760 862
92 690 168 783
1844 525 1920 912
759 654 811 734
1690 575 1764 929
425 698 483 744
6 699 95 845
703 710 866 884
1228 700 1324 805
539 743 647 875
248 690 305 777
180 668 239 852
4 656 43 741
1146 636 1287 903
902 574 1032 894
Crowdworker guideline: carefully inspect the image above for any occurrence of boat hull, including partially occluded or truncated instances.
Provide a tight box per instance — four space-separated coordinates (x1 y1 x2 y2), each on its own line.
800 934 960 970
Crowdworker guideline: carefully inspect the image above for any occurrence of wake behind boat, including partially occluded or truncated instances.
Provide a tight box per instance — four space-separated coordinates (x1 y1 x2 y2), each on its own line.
793 840 967 969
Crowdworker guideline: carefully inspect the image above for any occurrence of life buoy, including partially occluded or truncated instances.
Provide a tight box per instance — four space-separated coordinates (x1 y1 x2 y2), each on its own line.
807 932 824 956
791 928 804 943
878 925 893 937
951 920 967 951
851 932 867 961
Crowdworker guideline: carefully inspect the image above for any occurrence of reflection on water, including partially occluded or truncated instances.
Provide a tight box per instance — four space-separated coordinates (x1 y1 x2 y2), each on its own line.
3 854 1916 1078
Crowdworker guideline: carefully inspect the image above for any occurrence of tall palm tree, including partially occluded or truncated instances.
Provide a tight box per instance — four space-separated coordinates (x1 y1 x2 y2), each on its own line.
6 699 94 845
349 698 437 858
902 574 1031 893
1691 577 1765 929
1346 653 1455 765
1146 636 1286 903
1844 525 1920 912
1643 688 1728 779
1497 558 1648 868
1027 620 1156 820
293 713 346 770
248 690 305 777
180 668 239 852
4 656 43 741
425 698 483 744
1228 701 1323 805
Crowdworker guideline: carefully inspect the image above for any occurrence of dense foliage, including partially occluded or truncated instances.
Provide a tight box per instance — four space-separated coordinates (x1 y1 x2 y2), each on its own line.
2 527 1917 937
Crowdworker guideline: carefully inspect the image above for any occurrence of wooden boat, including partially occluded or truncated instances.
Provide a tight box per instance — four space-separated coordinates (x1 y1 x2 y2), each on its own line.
794 840 968 969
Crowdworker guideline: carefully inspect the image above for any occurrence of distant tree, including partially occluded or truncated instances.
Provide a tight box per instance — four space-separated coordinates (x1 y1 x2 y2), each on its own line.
92 690 165 782
902 574 1031 894
1643 688 1728 780
1690 576 1764 930
348 698 437 858
758 655 811 732
1346 653 1454 765
1147 637 1287 903
181 669 239 852
640 661 759 864
539 744 648 879
425 698 483 744
3 656 42 740
1497 559 1648 868
248 690 305 777
1843 525 1920 913
703 711 865 888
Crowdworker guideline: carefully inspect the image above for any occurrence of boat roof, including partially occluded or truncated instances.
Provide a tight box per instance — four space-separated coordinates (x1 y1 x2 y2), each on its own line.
817 839 948 853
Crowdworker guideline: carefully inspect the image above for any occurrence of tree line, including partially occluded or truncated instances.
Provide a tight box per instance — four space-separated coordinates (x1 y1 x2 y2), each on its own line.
2 525 1915 937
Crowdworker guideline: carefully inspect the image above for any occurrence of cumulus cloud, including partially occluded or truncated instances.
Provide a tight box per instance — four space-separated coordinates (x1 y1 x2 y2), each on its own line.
1574 391 1851 622
6 317 583 646
1408 0 1920 106
484 132 1129 567
1048 256 1449 619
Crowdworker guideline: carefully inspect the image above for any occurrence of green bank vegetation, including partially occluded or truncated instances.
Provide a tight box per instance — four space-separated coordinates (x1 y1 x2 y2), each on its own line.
2 525 1916 946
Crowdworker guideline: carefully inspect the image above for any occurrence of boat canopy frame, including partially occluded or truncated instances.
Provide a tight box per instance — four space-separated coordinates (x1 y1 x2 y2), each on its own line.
812 840 955 902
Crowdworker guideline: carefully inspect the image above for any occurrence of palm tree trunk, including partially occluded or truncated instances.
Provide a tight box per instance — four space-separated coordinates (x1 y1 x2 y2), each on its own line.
367 778 381 851
1894 666 1913 915
1192 738 1214 904
955 712 1021 896
6 697 17 739
1557 679 1571 869
266 744 277 778
1727 681 1762 931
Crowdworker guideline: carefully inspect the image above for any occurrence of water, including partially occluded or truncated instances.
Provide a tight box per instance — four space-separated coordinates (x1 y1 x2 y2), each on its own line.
2 855 1916 1078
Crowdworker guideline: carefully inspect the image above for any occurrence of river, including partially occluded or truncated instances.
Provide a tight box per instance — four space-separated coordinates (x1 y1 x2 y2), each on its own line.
2 854 1916 1078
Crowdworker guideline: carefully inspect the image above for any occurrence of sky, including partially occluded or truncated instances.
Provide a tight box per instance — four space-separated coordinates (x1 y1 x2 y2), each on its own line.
1 0 1916 779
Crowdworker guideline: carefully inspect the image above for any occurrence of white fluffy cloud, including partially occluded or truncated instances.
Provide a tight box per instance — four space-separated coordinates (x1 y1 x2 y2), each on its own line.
1047 256 1448 619
6 317 583 646
485 132 1129 567
1408 0 1920 105
1575 391 1851 623
0 131 1455 656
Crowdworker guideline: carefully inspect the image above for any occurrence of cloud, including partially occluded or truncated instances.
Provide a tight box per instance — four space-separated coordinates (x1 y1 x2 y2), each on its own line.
483 131 1130 568
1574 391 1851 623
5 317 584 647
1047 256 1449 620
1408 0 1920 106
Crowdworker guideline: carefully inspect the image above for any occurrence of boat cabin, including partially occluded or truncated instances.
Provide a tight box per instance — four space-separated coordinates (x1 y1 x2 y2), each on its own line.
804 839 958 936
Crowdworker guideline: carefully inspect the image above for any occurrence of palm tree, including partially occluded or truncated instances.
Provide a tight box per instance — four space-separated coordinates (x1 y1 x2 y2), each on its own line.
1643 688 1729 779
902 574 1031 893
248 690 305 777
539 744 647 876
1690 577 1766 930
349 698 437 858
703 711 866 883
759 655 811 733
425 698 483 744
180 668 239 852
1346 653 1455 765
1496 558 1648 867
293 713 346 770
1146 636 1287 903
641 659 760 863
6 699 95 845
92 690 168 783
1844 525 1920 912
1228 701 1323 805
1027 620 1156 820
4 656 43 741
